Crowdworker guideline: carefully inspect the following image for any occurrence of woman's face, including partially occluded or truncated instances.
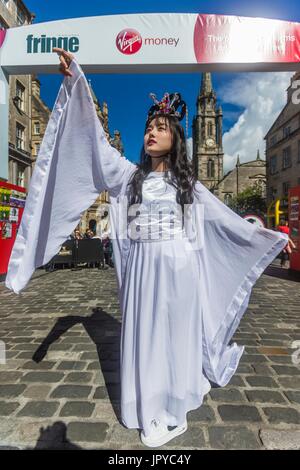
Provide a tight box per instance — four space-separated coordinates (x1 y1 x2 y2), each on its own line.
144 117 172 158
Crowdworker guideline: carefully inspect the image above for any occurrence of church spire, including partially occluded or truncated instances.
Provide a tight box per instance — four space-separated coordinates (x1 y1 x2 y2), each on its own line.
200 73 213 95
256 149 261 160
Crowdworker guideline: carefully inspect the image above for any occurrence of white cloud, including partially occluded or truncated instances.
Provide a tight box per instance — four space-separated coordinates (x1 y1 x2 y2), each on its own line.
218 72 294 175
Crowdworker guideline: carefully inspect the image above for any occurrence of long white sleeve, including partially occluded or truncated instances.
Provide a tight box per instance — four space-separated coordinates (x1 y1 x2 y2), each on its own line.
5 58 136 294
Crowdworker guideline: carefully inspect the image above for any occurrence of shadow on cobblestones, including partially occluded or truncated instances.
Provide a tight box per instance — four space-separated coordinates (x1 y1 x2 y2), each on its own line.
31 307 122 424
31 422 82 450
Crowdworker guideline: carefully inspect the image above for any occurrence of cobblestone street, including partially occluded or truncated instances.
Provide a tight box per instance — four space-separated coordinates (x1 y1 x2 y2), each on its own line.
0 260 300 450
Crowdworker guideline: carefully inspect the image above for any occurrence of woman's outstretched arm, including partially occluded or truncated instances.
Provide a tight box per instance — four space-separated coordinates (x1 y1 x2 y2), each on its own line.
5 49 136 294
52 47 136 197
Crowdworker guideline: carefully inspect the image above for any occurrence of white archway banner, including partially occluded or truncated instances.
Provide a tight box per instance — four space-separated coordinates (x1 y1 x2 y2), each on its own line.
1 13 300 74
1 12 300 179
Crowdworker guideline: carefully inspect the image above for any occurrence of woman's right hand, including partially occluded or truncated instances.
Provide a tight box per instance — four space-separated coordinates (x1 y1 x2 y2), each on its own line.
52 47 74 77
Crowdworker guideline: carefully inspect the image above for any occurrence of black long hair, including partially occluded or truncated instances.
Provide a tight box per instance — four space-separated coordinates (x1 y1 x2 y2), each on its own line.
127 113 198 214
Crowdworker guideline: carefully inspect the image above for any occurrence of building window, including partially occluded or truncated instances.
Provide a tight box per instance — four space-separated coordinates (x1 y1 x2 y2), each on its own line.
282 182 290 196
270 135 277 147
33 121 40 135
16 122 25 150
17 165 25 187
283 126 291 138
207 159 215 178
208 122 213 137
298 141 300 163
17 8 26 26
35 143 40 156
224 193 232 205
15 80 25 111
282 147 292 169
270 155 277 174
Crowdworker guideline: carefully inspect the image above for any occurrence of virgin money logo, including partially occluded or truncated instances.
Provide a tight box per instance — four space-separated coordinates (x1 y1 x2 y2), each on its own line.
116 29 142 55
0 29 7 49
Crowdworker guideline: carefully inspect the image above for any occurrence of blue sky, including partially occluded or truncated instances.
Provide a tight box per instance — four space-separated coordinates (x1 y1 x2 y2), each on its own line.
25 0 300 172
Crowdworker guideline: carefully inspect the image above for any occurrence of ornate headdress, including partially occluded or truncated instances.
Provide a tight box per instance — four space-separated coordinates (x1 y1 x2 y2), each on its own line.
147 92 188 137
147 92 187 121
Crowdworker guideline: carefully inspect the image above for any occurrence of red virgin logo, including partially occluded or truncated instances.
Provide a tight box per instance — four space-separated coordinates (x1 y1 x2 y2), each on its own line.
116 29 142 55
0 28 7 49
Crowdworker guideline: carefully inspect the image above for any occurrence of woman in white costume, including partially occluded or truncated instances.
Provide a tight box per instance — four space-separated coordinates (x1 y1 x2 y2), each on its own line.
6 49 289 448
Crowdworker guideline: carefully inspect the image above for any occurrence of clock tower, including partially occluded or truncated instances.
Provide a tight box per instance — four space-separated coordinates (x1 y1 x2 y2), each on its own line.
192 73 224 191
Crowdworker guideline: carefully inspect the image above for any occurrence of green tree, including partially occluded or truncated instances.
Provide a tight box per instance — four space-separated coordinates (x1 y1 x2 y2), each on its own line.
228 184 266 214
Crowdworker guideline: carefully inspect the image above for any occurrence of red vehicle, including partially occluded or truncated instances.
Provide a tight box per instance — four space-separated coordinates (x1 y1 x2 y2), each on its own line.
288 186 300 273
0 181 26 280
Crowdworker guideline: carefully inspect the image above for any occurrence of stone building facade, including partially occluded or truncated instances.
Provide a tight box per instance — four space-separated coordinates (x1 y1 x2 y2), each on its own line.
31 76 51 170
214 151 266 204
264 72 300 213
78 80 125 236
1 0 35 189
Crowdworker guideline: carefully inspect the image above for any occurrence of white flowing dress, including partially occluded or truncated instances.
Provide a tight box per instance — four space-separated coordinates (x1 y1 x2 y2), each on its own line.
6 58 289 439
120 171 211 436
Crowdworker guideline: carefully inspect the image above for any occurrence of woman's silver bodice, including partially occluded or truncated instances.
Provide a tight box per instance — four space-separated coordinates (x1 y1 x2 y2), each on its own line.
127 171 187 242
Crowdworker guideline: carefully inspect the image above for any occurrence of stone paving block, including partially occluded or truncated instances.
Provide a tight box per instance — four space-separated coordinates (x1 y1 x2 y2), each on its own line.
245 390 287 404
0 384 27 398
240 354 268 364
208 426 261 449
23 385 53 400
93 386 108 399
271 365 300 376
0 372 23 383
209 388 246 403
283 390 300 404
60 402 95 417
17 401 60 418
22 372 64 383
277 376 300 389
56 361 86 371
262 407 300 424
86 361 101 370
50 385 92 399
92 402 120 423
63 372 93 384
259 429 300 450
188 405 216 423
162 424 206 449
67 422 109 443
0 402 20 416
218 405 262 422
252 364 275 376
267 356 294 364
236 364 253 374
245 376 279 388
20 361 56 370
226 375 245 387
